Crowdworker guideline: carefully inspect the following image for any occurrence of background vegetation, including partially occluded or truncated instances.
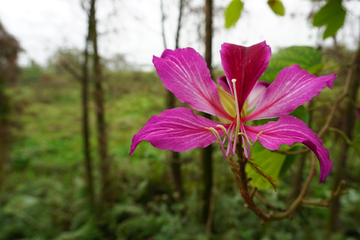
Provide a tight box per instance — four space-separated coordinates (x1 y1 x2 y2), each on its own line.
0 0 360 239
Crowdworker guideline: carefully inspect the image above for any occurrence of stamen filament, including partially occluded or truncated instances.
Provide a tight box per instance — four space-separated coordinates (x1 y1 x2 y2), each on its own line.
231 79 241 136
205 127 221 143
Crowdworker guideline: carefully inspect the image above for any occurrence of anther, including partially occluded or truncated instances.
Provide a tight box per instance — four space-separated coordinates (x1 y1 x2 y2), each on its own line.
205 127 221 143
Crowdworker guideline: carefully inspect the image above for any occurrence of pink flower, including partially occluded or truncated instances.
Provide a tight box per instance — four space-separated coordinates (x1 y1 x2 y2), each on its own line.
130 41 337 183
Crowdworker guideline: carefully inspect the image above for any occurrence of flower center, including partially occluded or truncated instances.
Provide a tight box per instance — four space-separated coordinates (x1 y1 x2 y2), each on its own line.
205 79 263 158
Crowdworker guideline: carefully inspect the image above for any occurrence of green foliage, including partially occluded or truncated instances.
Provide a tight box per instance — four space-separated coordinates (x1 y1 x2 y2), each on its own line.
261 46 323 82
20 60 43 84
224 0 243 29
2 49 360 239
312 0 346 39
267 0 285 16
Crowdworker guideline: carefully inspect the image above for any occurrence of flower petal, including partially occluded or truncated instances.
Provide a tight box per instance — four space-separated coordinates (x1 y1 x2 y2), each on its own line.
244 65 337 121
245 115 333 183
217 75 231 94
153 48 232 120
220 41 271 109
247 81 270 111
130 107 227 155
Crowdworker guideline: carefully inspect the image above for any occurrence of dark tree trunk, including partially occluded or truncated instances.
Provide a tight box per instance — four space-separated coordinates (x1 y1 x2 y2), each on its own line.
202 0 213 224
0 77 9 188
162 0 185 201
329 47 360 232
81 30 95 209
160 0 167 49
89 0 112 206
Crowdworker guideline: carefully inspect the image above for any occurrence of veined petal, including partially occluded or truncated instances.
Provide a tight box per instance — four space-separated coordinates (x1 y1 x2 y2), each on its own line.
244 65 337 121
217 75 231 94
220 41 271 109
245 115 333 183
130 107 227 155
247 81 270 111
153 48 232 120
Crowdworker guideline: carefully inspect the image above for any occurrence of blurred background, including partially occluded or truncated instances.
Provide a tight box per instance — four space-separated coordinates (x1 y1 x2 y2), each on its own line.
0 0 360 239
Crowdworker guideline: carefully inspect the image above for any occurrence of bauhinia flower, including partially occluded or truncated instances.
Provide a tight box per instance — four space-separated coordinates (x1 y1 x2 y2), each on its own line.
130 41 337 183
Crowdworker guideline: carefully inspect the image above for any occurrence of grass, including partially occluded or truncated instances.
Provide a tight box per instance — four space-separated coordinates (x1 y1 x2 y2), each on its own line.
1 67 360 240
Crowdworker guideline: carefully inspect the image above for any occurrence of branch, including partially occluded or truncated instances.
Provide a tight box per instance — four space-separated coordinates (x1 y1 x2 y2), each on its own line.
301 180 348 207
329 127 354 147
59 59 82 81
252 189 286 212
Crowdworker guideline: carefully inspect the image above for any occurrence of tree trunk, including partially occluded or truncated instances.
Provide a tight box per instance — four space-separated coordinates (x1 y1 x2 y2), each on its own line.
328 47 360 232
202 0 213 224
89 0 112 206
81 30 95 209
162 0 185 201
0 76 9 188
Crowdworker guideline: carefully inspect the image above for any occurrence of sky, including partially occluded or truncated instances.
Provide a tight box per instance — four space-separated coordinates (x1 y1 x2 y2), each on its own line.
0 0 359 69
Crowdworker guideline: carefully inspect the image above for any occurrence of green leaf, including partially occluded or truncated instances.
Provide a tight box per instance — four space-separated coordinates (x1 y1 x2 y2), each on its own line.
267 0 285 16
224 0 244 29
261 46 323 82
313 1 346 39
246 148 286 189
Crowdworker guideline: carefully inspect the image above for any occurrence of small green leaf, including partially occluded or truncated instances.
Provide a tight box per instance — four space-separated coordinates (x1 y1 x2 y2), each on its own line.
313 1 346 39
224 0 244 29
261 46 323 82
267 0 285 16
246 148 286 189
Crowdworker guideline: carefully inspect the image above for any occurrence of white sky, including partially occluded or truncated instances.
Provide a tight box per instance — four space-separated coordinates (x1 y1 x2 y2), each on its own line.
0 0 359 68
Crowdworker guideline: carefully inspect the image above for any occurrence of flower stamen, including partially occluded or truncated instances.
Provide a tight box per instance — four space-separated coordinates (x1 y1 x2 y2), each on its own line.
205 127 221 143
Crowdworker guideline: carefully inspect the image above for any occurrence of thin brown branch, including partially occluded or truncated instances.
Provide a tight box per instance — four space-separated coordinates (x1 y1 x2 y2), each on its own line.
59 59 82 81
275 148 309 155
301 180 348 207
253 190 286 212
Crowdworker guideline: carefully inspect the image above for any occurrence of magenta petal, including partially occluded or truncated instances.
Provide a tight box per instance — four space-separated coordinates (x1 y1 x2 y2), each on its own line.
130 107 227 155
153 48 232 120
245 115 333 183
247 81 270 110
244 65 337 121
220 41 271 109
217 75 231 94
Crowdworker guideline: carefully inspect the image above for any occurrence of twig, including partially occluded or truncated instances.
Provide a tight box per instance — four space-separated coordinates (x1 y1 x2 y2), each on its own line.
253 190 286 212
301 180 348 207
329 127 354 146
59 59 82 81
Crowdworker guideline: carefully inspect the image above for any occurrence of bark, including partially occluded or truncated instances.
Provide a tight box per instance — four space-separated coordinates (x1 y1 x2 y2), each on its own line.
328 47 360 232
202 0 213 224
89 0 112 206
0 77 9 188
160 0 167 49
163 0 185 201
82 31 95 209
